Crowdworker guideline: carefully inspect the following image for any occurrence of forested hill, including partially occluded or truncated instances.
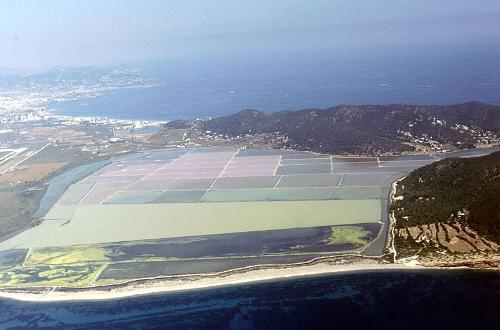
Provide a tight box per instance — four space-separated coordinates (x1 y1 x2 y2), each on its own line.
167 102 499 155
391 151 500 257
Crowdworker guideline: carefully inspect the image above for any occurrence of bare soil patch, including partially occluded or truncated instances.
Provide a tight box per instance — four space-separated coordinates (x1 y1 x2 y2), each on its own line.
0 162 67 183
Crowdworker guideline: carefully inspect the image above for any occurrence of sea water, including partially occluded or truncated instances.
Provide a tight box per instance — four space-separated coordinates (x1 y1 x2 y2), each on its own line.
0 270 498 329
50 45 500 121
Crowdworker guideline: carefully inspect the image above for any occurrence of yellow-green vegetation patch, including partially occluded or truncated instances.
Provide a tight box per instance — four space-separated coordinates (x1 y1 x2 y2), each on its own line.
0 264 102 287
26 246 110 265
325 225 372 249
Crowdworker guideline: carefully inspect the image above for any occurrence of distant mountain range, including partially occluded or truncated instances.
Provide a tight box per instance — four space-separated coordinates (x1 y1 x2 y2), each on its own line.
167 102 500 155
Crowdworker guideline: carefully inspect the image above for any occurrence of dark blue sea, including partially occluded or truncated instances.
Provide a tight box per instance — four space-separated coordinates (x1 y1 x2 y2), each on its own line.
0 270 499 329
50 45 500 121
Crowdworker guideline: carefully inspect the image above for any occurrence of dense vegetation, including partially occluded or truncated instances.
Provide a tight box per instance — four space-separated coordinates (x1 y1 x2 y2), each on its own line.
392 151 500 242
167 102 499 155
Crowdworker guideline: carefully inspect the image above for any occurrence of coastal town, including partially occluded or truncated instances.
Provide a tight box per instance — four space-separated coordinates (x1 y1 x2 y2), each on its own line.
0 67 166 165
2 64 498 158
1 1 500 327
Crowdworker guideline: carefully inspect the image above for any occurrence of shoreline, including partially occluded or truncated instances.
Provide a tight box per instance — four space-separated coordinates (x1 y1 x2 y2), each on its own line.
0 259 493 303
1 148 498 303
0 261 415 303
0 124 498 303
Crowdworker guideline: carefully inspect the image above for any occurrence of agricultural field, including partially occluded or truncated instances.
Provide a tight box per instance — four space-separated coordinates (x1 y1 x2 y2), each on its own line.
0 162 67 183
0 147 439 287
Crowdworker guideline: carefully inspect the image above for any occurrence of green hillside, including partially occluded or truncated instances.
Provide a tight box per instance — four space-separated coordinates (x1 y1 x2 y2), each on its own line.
392 151 500 243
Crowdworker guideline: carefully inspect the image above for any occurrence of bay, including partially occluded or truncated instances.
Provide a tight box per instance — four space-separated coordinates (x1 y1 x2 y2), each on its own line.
50 46 500 121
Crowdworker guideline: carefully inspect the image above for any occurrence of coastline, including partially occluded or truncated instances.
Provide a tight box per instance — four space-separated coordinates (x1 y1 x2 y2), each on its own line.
2 256 496 303
44 83 174 122
0 260 430 303
1 147 498 303
1 106 498 303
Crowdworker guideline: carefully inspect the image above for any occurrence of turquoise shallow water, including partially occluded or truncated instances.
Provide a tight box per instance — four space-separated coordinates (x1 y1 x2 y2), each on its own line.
0 269 499 329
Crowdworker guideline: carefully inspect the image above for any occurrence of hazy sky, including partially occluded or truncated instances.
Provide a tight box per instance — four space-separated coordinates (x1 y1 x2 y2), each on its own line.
1 0 499 70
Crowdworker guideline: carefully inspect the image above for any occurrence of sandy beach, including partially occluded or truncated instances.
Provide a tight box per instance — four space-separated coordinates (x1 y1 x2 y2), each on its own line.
0 259 433 303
